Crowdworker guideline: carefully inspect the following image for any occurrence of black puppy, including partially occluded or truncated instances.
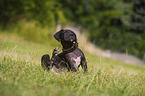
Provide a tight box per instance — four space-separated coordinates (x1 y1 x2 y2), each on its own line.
54 29 88 72
41 29 88 72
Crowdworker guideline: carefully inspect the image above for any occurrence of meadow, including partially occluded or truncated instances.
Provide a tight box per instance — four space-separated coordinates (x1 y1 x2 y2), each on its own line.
0 32 145 96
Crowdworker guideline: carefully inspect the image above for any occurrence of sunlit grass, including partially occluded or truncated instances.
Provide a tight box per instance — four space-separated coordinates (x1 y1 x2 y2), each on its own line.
0 32 145 96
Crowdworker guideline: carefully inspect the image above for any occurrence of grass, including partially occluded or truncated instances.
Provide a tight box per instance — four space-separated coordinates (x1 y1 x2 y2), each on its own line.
0 32 145 96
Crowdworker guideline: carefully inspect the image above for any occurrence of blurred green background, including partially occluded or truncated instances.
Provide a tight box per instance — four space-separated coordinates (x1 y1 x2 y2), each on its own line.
0 0 145 60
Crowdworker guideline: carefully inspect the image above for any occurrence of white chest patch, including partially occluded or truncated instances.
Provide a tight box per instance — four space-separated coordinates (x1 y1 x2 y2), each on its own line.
73 56 81 67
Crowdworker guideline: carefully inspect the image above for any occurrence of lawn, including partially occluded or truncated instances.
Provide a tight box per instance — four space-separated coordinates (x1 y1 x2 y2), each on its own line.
0 33 145 96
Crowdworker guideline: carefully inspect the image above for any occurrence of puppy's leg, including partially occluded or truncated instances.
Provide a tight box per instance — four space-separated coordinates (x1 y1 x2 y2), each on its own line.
41 54 51 70
51 46 59 64
81 57 88 73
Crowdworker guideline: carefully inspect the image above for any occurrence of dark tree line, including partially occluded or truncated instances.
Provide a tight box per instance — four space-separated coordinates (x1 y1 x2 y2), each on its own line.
0 0 144 60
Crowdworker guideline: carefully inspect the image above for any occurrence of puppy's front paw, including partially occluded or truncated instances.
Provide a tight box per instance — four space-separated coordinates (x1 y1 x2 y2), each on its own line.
53 46 59 56
54 46 59 53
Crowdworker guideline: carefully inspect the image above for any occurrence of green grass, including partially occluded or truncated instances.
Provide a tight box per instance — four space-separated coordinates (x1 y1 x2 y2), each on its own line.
0 33 145 96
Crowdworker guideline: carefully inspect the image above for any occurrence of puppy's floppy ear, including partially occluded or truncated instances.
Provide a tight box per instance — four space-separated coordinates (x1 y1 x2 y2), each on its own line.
54 29 63 42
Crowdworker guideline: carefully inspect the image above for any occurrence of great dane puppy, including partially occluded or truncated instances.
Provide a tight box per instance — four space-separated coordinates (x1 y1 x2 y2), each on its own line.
41 29 88 73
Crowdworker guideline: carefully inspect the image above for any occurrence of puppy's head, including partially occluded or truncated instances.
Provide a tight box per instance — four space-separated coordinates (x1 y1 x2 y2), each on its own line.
54 29 77 43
